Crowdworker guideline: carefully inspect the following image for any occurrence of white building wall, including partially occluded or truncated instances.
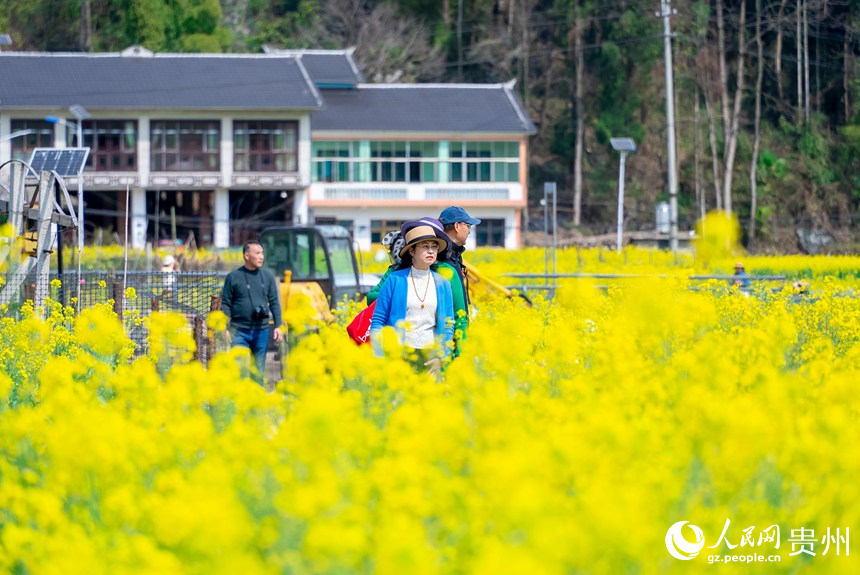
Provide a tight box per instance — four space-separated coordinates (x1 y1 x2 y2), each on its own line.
131 188 147 249
311 205 519 252
213 188 230 248
138 116 151 187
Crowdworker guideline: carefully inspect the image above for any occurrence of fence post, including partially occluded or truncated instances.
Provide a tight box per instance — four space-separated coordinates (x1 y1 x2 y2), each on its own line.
194 316 205 362
207 294 221 362
151 297 160 313
112 278 123 318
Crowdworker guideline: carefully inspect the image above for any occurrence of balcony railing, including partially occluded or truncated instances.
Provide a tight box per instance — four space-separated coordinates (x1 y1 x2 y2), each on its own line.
311 183 522 203
323 187 408 201
425 188 510 200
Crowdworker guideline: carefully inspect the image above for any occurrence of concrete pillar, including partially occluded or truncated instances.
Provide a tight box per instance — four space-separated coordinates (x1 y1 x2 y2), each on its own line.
355 215 372 251
138 116 151 187
298 117 312 186
214 188 230 248
221 118 233 185
293 189 309 224
131 188 147 249
0 116 11 167
53 124 68 148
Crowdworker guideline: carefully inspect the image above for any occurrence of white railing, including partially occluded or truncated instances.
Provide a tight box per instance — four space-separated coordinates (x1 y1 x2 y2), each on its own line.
312 183 521 202
425 188 510 200
323 187 408 200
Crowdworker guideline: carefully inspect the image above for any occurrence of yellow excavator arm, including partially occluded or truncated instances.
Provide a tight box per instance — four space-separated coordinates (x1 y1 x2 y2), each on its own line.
462 258 529 304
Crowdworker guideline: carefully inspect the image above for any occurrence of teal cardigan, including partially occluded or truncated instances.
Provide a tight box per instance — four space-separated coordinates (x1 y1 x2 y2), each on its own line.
369 267 454 357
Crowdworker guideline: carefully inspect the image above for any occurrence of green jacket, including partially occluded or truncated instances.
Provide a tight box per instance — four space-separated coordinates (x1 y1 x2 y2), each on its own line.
434 262 468 355
366 267 393 305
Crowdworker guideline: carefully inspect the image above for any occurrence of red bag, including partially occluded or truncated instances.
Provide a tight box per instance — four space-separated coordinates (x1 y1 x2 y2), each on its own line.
346 301 376 345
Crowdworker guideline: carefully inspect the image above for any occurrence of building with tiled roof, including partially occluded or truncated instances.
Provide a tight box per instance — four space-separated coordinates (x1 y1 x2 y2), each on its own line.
0 47 534 250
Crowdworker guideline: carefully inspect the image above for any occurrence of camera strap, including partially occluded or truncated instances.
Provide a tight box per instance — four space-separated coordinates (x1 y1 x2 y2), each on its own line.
242 268 265 311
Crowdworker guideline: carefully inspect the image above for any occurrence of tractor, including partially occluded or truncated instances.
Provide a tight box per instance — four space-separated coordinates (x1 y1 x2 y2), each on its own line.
258 225 366 323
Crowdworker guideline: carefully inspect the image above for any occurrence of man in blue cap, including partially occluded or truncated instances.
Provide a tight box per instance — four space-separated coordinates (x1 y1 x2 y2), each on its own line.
439 206 481 317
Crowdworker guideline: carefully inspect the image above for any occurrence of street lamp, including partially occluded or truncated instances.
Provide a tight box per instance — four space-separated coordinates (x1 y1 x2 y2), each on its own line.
0 129 32 143
45 105 90 147
69 105 90 147
610 137 637 254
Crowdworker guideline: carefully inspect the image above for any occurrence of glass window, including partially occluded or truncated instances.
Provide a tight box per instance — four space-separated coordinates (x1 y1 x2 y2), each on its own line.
151 120 220 172
234 121 298 172
310 140 519 184
370 219 401 245
476 218 506 247
451 162 463 182
69 120 137 172
9 120 54 163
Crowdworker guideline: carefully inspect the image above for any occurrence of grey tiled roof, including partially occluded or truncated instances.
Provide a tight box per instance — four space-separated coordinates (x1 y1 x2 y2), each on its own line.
0 53 321 110
266 49 363 87
312 83 536 134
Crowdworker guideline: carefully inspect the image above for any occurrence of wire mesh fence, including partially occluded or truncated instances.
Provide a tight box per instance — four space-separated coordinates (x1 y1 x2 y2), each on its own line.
5 269 232 365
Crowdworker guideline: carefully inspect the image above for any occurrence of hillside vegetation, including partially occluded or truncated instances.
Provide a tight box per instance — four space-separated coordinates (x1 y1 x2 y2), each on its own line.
4 0 860 252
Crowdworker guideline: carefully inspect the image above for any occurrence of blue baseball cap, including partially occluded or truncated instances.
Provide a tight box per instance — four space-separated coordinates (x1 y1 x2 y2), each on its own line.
439 206 481 226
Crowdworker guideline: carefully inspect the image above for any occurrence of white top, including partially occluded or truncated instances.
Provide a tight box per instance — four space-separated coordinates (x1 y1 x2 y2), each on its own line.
404 267 437 349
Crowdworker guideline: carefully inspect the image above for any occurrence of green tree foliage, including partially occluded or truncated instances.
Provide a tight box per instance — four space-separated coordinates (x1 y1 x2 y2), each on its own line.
4 0 860 249
5 0 79 50
3 0 230 52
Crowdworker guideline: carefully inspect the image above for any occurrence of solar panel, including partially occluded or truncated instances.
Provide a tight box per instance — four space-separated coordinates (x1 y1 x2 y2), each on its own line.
28 148 90 177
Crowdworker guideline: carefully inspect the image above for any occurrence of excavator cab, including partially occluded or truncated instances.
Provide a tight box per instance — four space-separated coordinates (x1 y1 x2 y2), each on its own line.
259 225 362 316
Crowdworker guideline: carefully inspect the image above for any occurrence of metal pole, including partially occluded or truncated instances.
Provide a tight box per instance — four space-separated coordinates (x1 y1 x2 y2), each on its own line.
551 184 557 277
660 0 679 253
76 119 85 314
77 178 84 315
123 185 130 309
616 151 627 253
543 183 549 287
55 183 65 306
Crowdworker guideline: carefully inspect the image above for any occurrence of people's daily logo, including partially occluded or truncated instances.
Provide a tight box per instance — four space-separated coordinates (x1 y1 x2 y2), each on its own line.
665 521 705 560
665 519 849 564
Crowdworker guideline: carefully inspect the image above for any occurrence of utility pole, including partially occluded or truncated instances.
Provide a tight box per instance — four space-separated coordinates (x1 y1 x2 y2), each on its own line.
658 0 679 253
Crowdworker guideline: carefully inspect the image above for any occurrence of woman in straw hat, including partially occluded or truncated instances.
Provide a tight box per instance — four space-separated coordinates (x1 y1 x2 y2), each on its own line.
366 216 448 305
370 223 455 375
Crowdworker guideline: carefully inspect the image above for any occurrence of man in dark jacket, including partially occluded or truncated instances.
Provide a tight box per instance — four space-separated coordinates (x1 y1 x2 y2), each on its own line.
221 241 283 385
438 206 481 316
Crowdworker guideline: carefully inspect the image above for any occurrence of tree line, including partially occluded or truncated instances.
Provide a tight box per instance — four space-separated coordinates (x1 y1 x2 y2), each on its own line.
4 0 860 249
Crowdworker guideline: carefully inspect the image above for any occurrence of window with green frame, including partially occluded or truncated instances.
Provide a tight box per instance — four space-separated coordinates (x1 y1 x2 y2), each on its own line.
313 141 360 182
312 140 518 183
449 141 518 182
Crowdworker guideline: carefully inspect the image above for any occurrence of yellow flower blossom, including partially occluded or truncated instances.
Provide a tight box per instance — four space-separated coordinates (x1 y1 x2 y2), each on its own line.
0 246 858 573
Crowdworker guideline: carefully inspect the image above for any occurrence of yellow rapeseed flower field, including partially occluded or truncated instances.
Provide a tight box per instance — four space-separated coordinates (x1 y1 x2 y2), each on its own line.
1 238 859 572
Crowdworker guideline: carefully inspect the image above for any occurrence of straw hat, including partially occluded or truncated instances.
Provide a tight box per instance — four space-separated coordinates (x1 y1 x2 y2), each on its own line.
399 225 449 258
